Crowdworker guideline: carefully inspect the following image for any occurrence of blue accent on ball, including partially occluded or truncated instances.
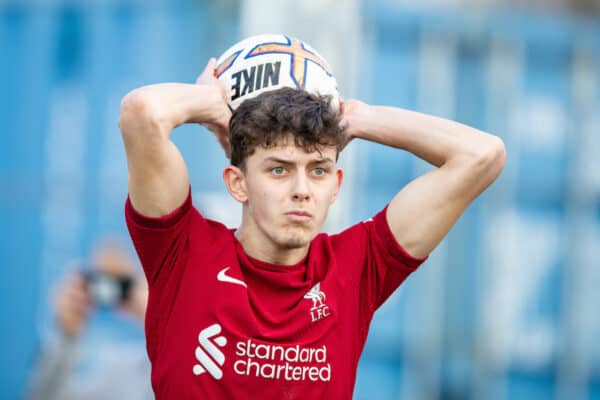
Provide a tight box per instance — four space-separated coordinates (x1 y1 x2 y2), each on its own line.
244 35 333 90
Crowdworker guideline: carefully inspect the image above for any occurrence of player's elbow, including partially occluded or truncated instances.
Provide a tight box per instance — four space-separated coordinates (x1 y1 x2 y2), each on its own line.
119 89 163 139
474 135 506 181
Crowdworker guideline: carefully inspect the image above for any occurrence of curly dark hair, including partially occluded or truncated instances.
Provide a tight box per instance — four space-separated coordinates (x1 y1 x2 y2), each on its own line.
229 87 346 169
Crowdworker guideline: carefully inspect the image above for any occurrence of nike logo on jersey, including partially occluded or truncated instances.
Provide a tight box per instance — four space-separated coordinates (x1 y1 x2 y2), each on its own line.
217 267 247 288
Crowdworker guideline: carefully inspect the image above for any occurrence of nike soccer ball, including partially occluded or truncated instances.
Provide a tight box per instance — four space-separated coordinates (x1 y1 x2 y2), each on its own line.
215 34 339 111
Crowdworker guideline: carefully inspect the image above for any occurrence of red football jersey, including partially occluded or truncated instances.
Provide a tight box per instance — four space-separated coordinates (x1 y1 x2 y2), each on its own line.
125 190 426 399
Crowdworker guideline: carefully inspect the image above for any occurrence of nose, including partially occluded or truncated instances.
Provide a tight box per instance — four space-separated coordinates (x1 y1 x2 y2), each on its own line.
292 173 310 202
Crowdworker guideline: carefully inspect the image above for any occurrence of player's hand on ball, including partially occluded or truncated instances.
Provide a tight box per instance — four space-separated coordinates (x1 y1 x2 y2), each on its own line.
340 99 369 148
196 58 232 158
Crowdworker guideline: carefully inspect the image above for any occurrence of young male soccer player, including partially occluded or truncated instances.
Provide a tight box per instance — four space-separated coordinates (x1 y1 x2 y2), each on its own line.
119 59 505 399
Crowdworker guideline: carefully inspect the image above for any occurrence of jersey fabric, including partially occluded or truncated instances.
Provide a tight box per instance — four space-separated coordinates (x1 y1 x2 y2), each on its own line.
125 190 426 399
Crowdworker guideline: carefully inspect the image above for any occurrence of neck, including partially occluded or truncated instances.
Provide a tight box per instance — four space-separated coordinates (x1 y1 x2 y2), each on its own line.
234 223 309 267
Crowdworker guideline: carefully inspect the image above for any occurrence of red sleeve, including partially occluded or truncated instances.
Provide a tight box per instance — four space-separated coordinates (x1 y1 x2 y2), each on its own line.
366 205 427 310
125 189 216 360
333 206 427 316
125 189 200 286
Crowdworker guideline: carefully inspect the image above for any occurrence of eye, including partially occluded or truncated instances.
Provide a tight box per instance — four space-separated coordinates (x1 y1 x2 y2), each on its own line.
313 167 327 176
271 166 286 175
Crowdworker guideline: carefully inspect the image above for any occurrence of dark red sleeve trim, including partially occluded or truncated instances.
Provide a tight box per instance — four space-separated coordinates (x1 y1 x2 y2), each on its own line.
373 205 428 269
125 188 192 229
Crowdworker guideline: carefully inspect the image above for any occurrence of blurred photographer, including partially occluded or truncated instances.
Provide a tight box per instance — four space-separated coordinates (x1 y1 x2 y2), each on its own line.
26 239 153 400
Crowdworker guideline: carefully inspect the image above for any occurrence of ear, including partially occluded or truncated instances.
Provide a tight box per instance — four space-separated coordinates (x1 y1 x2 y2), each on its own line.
330 167 344 204
223 165 248 203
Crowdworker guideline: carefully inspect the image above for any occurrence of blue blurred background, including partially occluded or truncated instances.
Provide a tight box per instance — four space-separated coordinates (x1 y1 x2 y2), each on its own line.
2 0 600 399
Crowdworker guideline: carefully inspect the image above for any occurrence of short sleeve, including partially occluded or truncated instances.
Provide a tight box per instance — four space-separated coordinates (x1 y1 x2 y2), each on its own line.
333 206 427 317
125 189 198 286
125 189 216 360
366 205 427 310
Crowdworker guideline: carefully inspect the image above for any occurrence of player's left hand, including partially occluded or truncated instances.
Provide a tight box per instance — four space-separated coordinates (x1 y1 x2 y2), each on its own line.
339 99 370 148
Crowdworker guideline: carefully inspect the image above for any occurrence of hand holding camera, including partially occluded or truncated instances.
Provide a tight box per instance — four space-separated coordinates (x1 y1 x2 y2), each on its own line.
54 242 148 338
54 272 92 338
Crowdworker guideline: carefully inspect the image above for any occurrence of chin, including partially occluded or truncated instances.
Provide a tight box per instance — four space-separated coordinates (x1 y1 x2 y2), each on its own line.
275 228 315 249
279 237 310 249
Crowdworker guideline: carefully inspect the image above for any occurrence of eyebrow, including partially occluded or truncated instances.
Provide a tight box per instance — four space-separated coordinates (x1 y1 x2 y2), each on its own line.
262 157 335 165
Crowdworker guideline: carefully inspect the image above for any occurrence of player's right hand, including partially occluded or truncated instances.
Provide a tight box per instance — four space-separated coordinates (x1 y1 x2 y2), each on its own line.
54 272 92 338
196 58 232 158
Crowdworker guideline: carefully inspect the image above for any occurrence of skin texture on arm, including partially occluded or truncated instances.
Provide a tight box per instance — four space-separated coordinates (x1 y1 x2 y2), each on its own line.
341 100 506 259
119 59 231 217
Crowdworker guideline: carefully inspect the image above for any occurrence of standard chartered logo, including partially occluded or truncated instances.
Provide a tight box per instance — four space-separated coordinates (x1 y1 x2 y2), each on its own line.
193 324 331 382
234 339 331 382
193 323 227 380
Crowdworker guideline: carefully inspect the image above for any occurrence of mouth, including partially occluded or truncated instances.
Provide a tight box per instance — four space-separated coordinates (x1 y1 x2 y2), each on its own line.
285 210 313 222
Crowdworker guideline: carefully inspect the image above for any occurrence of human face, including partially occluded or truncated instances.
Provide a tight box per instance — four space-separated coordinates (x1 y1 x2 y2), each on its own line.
235 140 342 251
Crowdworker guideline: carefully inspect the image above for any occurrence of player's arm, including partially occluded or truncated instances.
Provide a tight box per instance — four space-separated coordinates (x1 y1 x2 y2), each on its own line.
342 100 506 259
119 59 230 217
